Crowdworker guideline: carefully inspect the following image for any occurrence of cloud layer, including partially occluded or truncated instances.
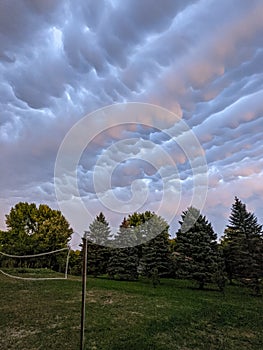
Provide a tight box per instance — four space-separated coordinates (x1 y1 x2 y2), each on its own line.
1 0 263 239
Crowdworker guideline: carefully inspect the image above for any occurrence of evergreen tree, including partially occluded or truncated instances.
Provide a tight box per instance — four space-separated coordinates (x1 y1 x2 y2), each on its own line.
222 197 263 295
85 212 112 277
107 212 171 283
220 228 236 285
140 213 171 286
175 207 223 290
107 218 139 281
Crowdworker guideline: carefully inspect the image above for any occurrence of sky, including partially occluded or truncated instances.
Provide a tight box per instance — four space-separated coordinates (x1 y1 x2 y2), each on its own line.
1 0 263 243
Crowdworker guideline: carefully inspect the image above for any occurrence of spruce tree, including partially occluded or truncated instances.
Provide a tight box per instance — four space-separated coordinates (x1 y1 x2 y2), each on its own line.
222 197 263 295
140 213 171 286
175 207 223 290
85 212 112 277
107 218 139 281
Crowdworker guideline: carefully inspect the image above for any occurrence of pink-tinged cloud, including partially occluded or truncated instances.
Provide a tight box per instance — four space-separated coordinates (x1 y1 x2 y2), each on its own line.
0 0 263 238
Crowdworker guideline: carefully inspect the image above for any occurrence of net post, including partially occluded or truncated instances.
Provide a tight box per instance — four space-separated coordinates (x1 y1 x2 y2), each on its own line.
80 232 87 350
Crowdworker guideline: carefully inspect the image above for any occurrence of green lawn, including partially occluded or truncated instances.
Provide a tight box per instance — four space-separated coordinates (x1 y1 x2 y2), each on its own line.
0 269 262 350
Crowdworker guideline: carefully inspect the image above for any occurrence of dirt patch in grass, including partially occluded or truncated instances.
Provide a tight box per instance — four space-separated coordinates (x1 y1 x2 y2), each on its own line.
9 328 39 339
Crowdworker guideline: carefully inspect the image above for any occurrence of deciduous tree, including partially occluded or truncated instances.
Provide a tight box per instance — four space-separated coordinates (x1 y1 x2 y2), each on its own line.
1 202 73 271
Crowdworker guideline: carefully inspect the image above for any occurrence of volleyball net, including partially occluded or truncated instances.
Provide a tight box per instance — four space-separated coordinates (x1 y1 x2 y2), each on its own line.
0 247 72 281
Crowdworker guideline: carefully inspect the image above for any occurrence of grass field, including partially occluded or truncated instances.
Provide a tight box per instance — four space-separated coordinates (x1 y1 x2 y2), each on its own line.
0 269 262 350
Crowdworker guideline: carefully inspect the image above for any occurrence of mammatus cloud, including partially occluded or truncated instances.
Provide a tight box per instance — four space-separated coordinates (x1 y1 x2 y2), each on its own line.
0 0 263 240
54 103 208 245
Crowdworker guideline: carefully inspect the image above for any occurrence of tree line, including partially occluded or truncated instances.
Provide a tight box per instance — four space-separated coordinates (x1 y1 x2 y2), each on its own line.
0 197 262 295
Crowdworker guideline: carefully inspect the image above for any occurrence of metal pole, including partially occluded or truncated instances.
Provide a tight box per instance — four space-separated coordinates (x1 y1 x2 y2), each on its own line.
80 232 87 350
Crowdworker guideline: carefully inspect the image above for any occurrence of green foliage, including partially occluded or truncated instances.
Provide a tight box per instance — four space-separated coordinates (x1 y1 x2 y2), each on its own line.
139 213 171 285
0 230 5 266
108 212 171 283
175 207 224 290
107 247 139 281
107 218 139 281
6 202 38 235
127 211 156 246
85 212 112 277
222 197 263 295
168 238 177 252
67 250 82 275
127 210 154 227
1 202 73 271
86 212 112 246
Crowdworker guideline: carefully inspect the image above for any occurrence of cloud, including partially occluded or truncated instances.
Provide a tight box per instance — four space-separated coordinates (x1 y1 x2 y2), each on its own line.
0 0 263 238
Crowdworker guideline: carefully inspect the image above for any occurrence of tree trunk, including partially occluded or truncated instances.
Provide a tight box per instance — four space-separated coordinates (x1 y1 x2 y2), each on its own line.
199 281 204 290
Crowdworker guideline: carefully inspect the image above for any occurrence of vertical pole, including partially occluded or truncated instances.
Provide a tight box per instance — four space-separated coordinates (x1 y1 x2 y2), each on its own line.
80 232 87 350
65 247 71 279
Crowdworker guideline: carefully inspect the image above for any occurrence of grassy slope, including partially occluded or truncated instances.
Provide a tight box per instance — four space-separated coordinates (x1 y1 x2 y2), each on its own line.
0 270 262 350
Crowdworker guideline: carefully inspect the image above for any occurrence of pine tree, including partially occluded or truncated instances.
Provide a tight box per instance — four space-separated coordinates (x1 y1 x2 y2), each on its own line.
107 218 139 281
222 197 263 295
140 213 171 286
175 207 223 290
85 212 112 277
